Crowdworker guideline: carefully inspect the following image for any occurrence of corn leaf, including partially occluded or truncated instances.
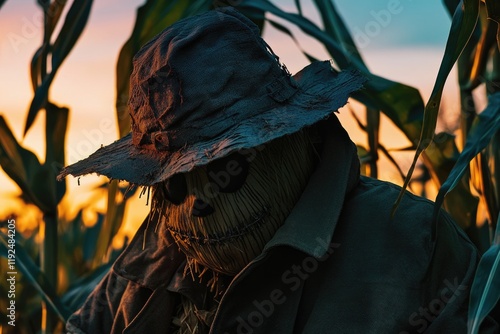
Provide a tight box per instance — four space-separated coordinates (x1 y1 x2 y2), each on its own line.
294 0 303 16
0 116 55 211
356 145 370 176
394 0 480 212
61 262 112 312
379 146 407 183
453 1 483 91
46 0 68 38
91 180 127 268
240 0 425 146
482 131 500 226
45 103 68 204
311 0 366 68
30 47 44 91
25 0 93 135
0 113 67 212
468 214 500 333
0 116 30 185
485 0 500 51
434 92 500 221
366 107 380 178
348 107 405 181
0 231 71 322
51 0 93 72
467 11 497 90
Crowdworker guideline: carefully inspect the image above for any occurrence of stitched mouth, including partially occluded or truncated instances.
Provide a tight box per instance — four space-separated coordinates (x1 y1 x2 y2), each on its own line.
165 206 270 245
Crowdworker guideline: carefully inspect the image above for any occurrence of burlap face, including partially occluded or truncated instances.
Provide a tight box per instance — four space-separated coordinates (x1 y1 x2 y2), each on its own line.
158 131 316 276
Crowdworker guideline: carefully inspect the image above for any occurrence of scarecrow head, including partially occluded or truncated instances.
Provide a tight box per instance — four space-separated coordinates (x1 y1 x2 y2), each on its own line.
58 8 364 276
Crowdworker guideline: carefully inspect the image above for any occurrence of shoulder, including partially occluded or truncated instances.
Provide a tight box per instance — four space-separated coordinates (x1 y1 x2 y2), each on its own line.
353 175 437 213
339 175 475 265
347 175 459 231
347 175 472 239
344 175 439 231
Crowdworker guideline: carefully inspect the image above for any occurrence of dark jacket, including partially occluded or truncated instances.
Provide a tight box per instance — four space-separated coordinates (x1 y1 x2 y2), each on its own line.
66 120 485 334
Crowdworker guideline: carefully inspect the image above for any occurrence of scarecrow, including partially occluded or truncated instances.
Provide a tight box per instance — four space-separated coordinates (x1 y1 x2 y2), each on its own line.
59 8 490 334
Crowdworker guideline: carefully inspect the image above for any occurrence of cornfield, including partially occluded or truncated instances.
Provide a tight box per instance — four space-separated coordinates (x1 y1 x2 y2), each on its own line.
0 0 498 333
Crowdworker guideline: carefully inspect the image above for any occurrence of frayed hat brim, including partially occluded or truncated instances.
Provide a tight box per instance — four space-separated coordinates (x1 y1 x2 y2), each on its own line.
58 62 365 185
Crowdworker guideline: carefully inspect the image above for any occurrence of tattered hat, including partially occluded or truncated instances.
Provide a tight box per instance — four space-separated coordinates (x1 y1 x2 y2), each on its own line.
58 7 365 185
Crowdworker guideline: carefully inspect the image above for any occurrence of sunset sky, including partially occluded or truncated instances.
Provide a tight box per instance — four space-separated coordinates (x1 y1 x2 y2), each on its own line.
0 0 460 237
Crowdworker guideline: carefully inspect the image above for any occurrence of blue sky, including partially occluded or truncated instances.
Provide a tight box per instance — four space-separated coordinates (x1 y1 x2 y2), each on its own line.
334 0 451 47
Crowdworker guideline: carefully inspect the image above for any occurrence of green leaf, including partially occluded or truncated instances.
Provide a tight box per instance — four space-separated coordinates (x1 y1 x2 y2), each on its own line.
495 205 500 245
61 263 112 313
294 0 303 16
468 242 500 333
0 114 66 212
356 144 370 175
434 92 500 220
424 132 461 185
366 107 380 178
394 0 481 212
91 180 127 268
421 132 479 230
32 165 59 213
451 0 483 90
465 11 496 90
25 72 55 135
25 0 93 135
240 0 425 146
0 116 29 184
240 0 348 66
82 213 104 262
348 107 406 181
482 131 500 227
0 231 71 322
475 146 500 230
485 0 500 51
379 145 407 183
0 116 53 210
46 0 68 38
45 103 68 204
312 0 366 68
30 47 44 91
486 0 500 23
51 0 93 75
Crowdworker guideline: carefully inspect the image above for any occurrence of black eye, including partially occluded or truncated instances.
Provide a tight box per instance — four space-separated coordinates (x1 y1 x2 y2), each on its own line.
206 152 249 193
163 173 187 205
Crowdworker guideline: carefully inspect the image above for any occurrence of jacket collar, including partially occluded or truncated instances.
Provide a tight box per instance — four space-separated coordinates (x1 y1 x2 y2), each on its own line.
113 116 360 289
263 116 360 258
